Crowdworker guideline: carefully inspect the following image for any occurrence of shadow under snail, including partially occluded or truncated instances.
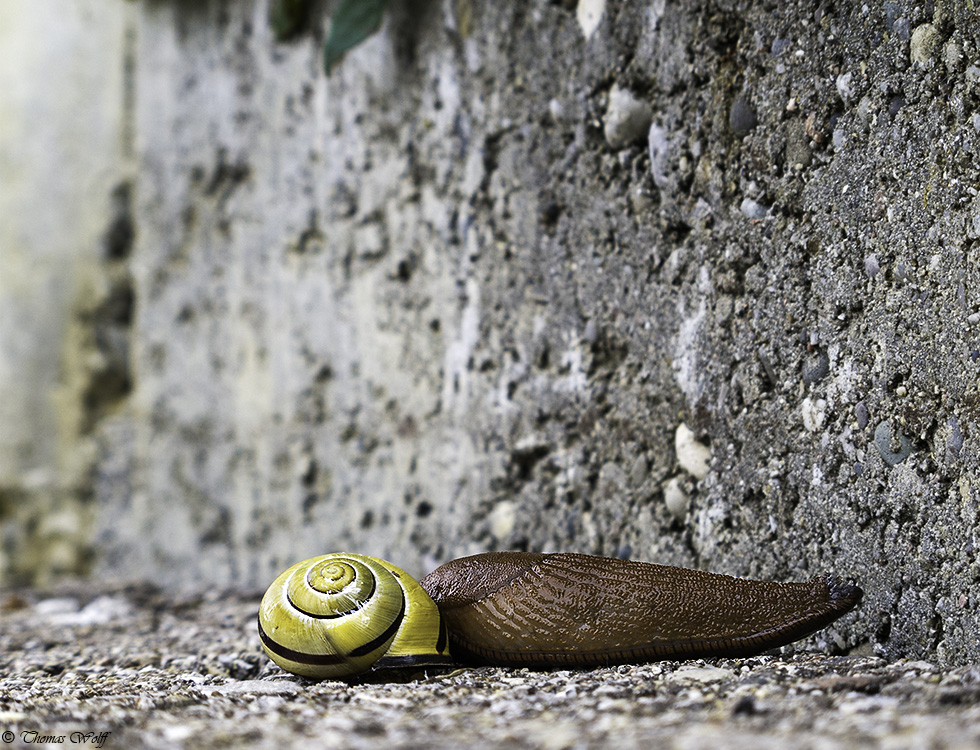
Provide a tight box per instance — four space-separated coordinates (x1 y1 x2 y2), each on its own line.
257 552 863 679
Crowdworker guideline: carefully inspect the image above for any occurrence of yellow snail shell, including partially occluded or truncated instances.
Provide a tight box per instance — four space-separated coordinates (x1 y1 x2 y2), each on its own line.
257 553 451 679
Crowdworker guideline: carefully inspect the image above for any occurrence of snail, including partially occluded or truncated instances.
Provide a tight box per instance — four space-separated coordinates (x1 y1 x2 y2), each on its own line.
257 551 863 679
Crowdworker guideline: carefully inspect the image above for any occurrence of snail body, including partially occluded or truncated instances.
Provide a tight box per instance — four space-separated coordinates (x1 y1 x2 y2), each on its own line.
420 552 862 668
258 552 862 678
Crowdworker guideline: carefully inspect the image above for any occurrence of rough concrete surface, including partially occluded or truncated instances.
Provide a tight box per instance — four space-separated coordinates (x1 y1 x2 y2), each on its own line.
2 586 979 750
2 0 980 690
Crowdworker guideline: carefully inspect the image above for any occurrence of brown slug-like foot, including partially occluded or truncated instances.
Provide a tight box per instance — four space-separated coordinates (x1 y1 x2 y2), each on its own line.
420 552 863 669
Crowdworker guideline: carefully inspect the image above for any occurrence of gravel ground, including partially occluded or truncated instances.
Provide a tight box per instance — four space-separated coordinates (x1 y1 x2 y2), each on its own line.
2 584 979 750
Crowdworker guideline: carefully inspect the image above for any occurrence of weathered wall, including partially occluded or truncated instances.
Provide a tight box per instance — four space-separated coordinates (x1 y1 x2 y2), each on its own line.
0 1 133 583
3 0 980 666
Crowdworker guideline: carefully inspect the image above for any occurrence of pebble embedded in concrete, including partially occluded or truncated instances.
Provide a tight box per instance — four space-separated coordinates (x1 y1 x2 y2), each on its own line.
836 72 856 103
603 86 653 149
489 500 517 539
648 122 669 188
946 417 964 456
729 96 757 134
874 420 912 466
740 198 768 220
576 0 606 39
784 120 811 168
864 254 880 277
802 351 830 385
629 454 648 487
547 98 565 122
771 38 791 56
967 65 980 88
944 41 964 73
675 423 710 480
801 397 827 432
910 23 940 65
664 476 689 521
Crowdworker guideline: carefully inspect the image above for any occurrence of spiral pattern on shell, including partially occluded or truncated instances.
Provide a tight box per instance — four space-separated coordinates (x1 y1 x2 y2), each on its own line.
257 553 450 679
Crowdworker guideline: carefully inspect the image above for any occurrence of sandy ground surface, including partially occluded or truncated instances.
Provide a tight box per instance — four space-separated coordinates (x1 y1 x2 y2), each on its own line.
1 584 978 750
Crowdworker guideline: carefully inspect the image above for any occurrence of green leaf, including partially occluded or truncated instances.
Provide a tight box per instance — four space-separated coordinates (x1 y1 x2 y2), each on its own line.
324 0 390 75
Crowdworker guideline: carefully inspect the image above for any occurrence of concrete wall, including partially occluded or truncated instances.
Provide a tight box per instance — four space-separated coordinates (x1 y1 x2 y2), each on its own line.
0 1 133 583
2 0 980 666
